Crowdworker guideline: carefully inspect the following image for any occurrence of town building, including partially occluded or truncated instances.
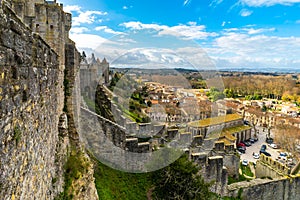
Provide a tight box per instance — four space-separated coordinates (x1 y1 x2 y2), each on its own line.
186 113 252 147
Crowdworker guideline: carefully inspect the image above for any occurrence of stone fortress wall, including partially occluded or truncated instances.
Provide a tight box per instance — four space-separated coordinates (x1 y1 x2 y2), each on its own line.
0 1 64 199
227 175 300 200
79 107 153 172
80 55 110 99
1 0 300 199
87 78 234 195
256 153 291 179
94 84 166 153
0 0 97 199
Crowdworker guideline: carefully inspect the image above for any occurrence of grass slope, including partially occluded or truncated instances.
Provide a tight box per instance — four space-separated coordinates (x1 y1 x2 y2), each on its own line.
93 159 152 200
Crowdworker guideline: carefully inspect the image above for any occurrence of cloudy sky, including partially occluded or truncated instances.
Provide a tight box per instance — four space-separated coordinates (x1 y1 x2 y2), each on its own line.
57 0 300 71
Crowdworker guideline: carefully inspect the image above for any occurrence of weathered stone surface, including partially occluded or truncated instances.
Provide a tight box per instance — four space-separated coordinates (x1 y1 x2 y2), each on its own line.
0 1 98 200
0 2 61 199
223 154 239 178
228 175 300 200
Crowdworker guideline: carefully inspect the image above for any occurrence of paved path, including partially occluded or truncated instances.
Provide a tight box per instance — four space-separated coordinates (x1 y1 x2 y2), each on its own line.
240 126 281 164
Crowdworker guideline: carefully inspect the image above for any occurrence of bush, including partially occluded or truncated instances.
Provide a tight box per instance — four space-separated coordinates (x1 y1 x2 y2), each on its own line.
13 126 22 145
240 162 254 177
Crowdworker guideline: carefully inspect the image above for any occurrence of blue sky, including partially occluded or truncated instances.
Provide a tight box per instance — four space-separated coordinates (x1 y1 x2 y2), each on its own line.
57 0 300 70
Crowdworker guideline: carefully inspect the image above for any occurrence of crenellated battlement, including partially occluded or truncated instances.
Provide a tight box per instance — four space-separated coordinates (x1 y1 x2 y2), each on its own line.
256 153 291 179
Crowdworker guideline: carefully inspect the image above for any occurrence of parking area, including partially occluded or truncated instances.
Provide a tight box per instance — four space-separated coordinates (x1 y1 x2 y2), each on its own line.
239 126 284 164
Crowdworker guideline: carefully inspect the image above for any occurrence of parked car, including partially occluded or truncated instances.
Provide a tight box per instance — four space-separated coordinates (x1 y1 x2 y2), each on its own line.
278 152 288 160
238 142 246 147
269 143 278 149
266 137 274 144
242 159 249 166
260 151 271 157
261 144 267 151
287 162 295 168
278 156 287 161
280 152 288 157
240 141 246 145
237 146 246 153
253 153 260 159
244 141 252 147
249 138 256 143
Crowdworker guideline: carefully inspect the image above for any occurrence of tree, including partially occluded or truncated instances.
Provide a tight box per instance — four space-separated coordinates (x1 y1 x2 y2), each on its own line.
152 154 213 200
147 100 152 107
224 88 235 98
246 108 262 138
274 124 300 158
261 103 267 112
267 125 272 139
296 96 300 106
282 92 293 102
207 87 225 102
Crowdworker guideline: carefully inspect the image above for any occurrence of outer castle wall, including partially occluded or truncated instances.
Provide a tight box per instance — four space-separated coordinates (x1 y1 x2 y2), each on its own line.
0 1 98 199
0 2 62 198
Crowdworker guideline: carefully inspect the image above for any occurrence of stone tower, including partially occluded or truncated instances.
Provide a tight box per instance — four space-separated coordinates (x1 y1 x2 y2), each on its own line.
11 0 71 114
100 57 109 84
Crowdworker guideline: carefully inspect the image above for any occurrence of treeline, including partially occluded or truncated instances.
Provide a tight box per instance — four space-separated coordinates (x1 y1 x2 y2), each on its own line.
222 75 300 101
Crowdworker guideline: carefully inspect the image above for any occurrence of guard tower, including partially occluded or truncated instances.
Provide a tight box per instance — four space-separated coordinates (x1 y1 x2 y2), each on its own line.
100 58 109 84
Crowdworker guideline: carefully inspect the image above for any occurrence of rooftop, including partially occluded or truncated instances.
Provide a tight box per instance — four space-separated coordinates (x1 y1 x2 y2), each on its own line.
218 138 232 146
207 124 251 140
188 113 243 128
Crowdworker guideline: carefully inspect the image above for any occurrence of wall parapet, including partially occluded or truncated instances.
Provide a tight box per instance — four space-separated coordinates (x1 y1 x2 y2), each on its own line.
255 154 291 179
227 175 300 200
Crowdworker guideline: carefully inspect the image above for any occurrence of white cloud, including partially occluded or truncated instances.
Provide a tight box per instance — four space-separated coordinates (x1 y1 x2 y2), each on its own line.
187 21 197 26
159 25 218 40
95 44 127 62
206 32 300 69
73 11 107 26
183 0 192 6
70 27 89 34
63 5 81 13
123 6 128 10
117 38 137 44
64 5 108 27
175 47 215 69
112 48 198 69
120 21 217 40
121 21 167 31
209 0 224 7
94 43 215 69
239 0 300 7
69 33 109 49
223 27 275 35
84 25 300 70
246 27 275 34
95 26 123 35
223 21 232 27
240 9 253 17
